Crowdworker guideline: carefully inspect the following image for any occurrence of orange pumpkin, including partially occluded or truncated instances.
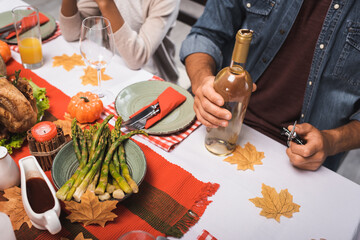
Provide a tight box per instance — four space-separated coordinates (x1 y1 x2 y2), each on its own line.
67 92 104 123
0 40 11 63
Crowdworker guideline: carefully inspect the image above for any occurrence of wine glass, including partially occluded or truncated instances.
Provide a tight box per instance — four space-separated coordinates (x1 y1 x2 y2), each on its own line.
79 16 115 100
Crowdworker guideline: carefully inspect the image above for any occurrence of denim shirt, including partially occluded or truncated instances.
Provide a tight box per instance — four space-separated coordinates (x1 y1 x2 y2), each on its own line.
180 0 360 171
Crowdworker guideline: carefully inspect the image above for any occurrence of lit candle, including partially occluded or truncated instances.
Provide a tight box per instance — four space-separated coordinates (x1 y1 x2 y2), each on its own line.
31 121 58 142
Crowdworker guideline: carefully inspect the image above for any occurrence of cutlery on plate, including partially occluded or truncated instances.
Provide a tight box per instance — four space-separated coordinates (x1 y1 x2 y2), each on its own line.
0 29 13 39
0 24 15 34
122 102 160 130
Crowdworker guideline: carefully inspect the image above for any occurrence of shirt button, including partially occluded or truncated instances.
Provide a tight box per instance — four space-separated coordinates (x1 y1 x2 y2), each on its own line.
309 81 312 86
334 3 340 9
246 3 251 8
319 44 325 49
301 114 305 118
279 29 285 35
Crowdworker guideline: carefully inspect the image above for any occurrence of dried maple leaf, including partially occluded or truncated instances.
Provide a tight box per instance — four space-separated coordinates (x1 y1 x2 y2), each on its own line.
0 186 32 230
64 190 118 227
54 119 72 137
224 142 264 170
80 66 112 86
249 183 300 222
61 232 93 240
53 53 85 71
63 113 89 131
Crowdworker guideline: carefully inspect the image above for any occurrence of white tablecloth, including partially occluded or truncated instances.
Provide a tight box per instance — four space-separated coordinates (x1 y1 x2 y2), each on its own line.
2 1 360 239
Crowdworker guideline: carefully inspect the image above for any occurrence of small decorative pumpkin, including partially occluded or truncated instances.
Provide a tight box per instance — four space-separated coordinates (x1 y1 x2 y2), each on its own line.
0 40 11 63
67 92 104 123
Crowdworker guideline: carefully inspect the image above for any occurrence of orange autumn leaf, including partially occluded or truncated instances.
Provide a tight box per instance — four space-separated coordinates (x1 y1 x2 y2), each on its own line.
63 112 90 131
53 119 72 137
249 183 300 222
64 190 118 227
53 53 85 71
80 66 112 86
0 186 32 230
61 232 93 240
224 142 264 170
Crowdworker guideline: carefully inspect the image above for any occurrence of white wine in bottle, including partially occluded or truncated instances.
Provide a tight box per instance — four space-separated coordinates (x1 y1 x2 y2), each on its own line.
205 29 253 156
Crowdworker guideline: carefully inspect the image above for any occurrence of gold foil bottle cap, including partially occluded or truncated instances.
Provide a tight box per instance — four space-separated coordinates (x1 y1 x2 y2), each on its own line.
233 29 253 64
236 29 253 43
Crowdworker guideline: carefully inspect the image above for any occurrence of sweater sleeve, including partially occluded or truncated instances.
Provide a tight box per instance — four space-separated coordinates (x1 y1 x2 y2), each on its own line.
113 0 179 70
58 0 100 42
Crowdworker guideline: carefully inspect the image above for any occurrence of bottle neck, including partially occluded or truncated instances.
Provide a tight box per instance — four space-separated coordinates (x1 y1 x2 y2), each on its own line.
231 29 253 70
229 60 245 70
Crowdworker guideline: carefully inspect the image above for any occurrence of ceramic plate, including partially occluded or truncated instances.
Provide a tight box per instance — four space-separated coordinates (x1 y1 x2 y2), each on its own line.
115 81 195 135
51 139 146 201
0 11 57 44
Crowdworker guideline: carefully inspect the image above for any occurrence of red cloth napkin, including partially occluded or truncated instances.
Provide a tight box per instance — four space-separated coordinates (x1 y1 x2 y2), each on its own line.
1 11 49 40
130 87 186 129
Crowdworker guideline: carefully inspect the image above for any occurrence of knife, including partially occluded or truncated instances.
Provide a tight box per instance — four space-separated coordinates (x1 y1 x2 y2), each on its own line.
122 102 160 130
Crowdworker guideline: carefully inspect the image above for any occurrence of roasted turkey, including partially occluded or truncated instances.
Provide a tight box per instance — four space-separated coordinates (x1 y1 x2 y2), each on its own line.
0 77 38 133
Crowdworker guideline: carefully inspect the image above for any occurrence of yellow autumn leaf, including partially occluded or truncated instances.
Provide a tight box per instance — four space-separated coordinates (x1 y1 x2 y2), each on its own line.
0 186 32 230
53 53 85 71
249 183 300 222
224 142 264 170
64 190 118 227
80 66 112 86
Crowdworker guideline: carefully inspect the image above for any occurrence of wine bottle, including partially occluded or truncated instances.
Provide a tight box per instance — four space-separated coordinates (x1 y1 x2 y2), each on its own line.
205 29 253 156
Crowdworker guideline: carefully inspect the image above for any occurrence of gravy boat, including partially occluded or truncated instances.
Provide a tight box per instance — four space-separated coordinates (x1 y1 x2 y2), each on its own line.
19 156 61 234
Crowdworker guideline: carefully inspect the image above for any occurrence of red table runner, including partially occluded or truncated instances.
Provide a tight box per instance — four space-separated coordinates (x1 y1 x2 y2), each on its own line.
5 60 220 239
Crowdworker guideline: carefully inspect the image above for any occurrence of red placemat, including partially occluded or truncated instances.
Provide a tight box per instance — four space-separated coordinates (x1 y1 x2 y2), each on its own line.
5 60 219 239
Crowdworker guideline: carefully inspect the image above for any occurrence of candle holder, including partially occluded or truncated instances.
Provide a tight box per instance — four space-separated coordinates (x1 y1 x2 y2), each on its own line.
27 126 69 171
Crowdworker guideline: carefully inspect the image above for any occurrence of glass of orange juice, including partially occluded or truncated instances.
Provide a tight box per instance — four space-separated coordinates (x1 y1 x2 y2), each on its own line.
12 6 43 69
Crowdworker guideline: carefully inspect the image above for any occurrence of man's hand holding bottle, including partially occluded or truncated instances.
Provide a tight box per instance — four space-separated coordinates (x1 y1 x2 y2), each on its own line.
192 76 257 128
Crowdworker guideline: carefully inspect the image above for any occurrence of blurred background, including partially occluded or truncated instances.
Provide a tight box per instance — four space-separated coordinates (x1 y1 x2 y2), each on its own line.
23 0 360 185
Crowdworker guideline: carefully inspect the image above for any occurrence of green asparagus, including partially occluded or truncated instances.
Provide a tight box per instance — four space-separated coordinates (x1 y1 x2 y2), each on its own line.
88 167 100 192
118 143 138 193
73 146 106 202
77 125 88 167
71 118 82 162
109 161 132 194
65 132 108 201
89 114 113 160
95 130 146 194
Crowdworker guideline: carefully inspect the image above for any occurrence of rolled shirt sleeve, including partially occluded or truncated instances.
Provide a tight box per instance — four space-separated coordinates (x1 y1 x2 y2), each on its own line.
180 34 224 71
